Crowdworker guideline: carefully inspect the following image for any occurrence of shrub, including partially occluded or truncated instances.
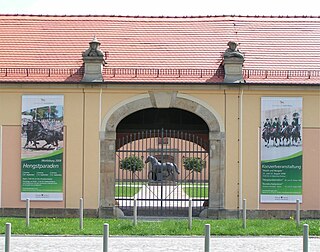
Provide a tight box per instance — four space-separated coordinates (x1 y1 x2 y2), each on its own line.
183 157 205 172
120 156 144 172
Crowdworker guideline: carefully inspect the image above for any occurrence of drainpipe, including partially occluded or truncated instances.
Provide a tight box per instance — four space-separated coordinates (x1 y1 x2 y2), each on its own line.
98 86 102 207
239 88 243 210
257 126 260 210
82 89 86 200
99 87 102 132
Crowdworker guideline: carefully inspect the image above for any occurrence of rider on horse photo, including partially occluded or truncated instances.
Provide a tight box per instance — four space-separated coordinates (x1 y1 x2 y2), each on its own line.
262 112 302 148
291 112 300 128
263 118 271 128
272 117 281 130
281 115 289 132
290 112 302 145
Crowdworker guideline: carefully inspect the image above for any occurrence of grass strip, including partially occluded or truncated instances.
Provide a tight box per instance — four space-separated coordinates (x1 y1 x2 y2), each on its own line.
115 186 142 197
0 218 319 236
183 186 208 198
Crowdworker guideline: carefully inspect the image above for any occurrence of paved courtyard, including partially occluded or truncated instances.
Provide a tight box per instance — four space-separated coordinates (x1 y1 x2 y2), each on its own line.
120 184 203 207
1 235 320 252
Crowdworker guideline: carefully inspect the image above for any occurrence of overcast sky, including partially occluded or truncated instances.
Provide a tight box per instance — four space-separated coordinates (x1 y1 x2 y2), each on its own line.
0 0 319 16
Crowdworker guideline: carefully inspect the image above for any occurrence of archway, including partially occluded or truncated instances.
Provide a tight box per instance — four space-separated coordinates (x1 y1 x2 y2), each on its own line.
99 92 225 217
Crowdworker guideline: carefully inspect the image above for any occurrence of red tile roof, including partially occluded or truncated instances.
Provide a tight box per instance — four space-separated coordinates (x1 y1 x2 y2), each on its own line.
1 15 320 84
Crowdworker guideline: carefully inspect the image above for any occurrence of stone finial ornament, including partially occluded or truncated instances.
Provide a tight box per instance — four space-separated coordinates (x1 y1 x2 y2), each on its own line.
82 36 105 58
223 41 244 59
223 41 245 83
81 36 105 82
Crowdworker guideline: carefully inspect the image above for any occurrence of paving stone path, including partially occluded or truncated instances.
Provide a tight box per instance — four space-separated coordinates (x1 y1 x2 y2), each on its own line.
120 184 203 207
1 235 320 252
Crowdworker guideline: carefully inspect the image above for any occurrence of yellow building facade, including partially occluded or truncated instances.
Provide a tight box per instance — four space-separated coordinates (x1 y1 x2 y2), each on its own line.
0 15 319 218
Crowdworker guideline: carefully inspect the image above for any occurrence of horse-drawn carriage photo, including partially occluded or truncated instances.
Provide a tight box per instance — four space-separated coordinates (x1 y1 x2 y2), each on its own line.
22 120 63 150
21 95 64 158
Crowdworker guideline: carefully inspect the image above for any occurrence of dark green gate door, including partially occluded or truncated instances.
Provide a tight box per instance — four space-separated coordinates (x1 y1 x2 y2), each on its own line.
115 129 209 216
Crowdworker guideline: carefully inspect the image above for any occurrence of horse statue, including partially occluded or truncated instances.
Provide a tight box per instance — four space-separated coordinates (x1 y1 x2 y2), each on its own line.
23 120 63 149
145 155 180 182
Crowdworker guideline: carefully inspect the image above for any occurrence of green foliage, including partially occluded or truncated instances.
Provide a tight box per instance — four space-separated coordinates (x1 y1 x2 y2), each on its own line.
0 218 319 236
183 157 205 172
120 156 144 172
23 106 60 120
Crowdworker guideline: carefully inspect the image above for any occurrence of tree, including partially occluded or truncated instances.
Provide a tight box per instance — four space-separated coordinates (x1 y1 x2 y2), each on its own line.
48 106 59 119
120 156 144 181
120 156 144 173
183 157 205 182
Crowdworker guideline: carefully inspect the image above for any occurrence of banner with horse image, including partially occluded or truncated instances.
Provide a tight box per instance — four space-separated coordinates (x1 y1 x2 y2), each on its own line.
260 97 302 203
21 95 64 201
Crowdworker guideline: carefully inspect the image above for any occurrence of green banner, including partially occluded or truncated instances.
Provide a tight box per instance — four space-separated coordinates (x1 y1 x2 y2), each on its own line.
260 97 302 203
21 95 64 201
21 149 63 195
261 152 302 201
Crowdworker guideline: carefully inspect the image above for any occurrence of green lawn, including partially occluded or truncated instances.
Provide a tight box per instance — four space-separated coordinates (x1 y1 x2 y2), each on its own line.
183 185 208 198
183 186 208 198
115 182 146 197
0 218 319 236
115 186 141 197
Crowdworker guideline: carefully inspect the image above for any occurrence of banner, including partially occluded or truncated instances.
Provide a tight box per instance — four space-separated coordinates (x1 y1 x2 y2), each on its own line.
260 97 302 203
21 95 64 201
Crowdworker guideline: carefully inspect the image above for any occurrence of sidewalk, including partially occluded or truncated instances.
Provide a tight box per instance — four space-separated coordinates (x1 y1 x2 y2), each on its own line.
1 236 320 252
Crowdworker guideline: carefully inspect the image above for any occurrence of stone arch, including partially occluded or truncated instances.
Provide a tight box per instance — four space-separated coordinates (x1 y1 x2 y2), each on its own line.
99 92 225 217
102 92 224 132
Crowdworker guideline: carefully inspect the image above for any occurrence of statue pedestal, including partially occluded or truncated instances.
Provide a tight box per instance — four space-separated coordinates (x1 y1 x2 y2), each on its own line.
223 57 244 83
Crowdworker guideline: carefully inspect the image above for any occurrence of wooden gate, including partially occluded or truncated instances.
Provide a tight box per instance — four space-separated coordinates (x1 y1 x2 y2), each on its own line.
115 129 209 216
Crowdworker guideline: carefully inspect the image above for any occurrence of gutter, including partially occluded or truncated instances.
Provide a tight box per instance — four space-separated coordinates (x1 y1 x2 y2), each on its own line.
0 80 320 86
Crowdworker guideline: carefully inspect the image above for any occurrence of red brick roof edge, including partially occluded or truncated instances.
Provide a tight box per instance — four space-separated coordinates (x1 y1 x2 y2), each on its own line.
1 15 320 84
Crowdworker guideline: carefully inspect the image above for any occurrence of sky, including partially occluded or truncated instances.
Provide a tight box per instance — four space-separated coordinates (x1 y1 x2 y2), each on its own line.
0 0 319 16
